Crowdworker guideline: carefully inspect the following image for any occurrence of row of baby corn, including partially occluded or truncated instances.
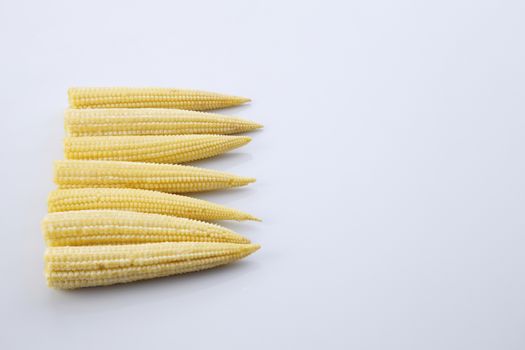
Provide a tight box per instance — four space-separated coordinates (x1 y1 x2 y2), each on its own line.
44 87 262 289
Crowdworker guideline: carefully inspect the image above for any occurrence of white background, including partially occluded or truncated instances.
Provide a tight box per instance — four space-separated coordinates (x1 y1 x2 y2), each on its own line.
1 0 524 349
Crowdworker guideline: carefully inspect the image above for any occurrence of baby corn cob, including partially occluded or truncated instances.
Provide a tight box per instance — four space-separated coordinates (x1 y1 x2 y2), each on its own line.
48 188 260 221
42 210 250 246
45 242 260 289
64 108 263 136
64 135 251 164
54 160 255 193
68 87 250 110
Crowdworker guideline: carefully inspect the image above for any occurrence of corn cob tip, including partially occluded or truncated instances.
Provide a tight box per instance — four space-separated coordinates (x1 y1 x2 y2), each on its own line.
234 135 252 146
238 120 263 133
245 214 262 222
223 95 251 108
244 243 261 254
239 177 256 185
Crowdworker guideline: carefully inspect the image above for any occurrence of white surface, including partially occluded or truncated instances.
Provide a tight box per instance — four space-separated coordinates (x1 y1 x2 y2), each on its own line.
1 0 524 349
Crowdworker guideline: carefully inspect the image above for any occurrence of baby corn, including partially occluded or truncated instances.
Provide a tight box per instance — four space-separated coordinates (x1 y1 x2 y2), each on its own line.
45 242 260 289
68 87 250 110
64 135 251 163
42 210 250 246
48 188 260 221
54 160 255 193
64 108 262 136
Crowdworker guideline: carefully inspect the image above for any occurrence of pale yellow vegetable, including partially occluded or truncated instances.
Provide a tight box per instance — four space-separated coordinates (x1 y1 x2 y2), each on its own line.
48 188 260 221
64 108 263 136
64 135 251 163
45 242 260 289
68 87 250 110
53 160 255 193
42 210 250 246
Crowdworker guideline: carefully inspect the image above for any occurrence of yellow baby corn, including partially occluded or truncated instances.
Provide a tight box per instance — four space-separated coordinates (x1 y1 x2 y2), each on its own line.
45 242 260 289
64 108 263 136
48 188 260 221
54 160 255 193
42 210 250 246
64 135 251 163
68 87 250 110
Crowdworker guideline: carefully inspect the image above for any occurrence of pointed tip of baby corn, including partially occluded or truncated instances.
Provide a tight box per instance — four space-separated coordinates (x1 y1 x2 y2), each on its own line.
237 119 263 133
233 243 261 258
218 135 252 154
231 135 252 148
253 122 264 129
224 95 251 108
224 94 250 104
245 243 261 254
237 177 256 186
242 213 262 222
209 220 252 244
